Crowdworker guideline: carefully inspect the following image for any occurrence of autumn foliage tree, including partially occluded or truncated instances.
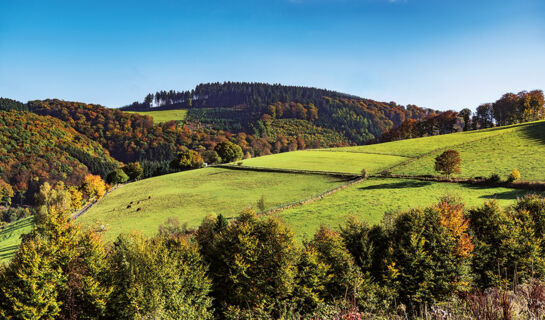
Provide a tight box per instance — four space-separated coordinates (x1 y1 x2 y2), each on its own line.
0 179 14 207
81 174 107 200
435 150 462 178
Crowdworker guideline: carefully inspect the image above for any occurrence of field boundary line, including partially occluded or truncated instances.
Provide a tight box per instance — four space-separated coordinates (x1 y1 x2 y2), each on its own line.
215 164 360 178
260 176 367 216
311 149 413 158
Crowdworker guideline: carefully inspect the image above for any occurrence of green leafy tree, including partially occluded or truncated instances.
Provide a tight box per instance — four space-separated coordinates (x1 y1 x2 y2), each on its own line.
434 150 462 177
308 226 363 303
200 150 222 165
388 200 472 309
468 199 545 288
459 108 472 131
106 168 129 185
0 182 112 319
214 141 243 163
107 233 213 319
170 150 204 170
196 210 298 316
121 162 143 180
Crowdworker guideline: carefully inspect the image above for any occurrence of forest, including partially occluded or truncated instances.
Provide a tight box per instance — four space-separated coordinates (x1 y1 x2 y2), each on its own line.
123 82 438 144
0 109 117 206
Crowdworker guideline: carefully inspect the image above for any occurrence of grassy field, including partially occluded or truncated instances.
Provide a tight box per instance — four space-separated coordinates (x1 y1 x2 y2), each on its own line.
239 150 408 174
239 121 545 180
392 123 545 180
0 217 34 263
279 177 535 240
325 122 534 157
78 167 347 242
126 109 188 123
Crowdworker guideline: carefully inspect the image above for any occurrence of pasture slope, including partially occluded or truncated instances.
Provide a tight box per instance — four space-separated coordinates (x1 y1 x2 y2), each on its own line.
125 109 188 123
240 120 545 181
2 121 544 261
78 167 347 242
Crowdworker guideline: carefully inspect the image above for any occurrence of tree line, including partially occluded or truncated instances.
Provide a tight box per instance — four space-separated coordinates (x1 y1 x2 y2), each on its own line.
2 181 545 319
123 82 439 145
380 90 545 142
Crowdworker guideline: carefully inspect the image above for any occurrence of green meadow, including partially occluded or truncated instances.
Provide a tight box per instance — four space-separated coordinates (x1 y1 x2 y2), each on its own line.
239 121 545 181
126 109 188 123
279 177 534 240
0 217 34 263
239 150 408 174
78 167 346 242
391 122 545 180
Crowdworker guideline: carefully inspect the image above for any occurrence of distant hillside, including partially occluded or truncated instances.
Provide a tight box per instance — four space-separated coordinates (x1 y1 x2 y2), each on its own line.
0 110 118 204
122 82 439 144
27 99 349 165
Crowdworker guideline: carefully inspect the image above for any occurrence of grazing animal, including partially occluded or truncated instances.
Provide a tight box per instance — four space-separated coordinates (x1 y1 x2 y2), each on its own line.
113 208 116 212
127 204 132 209
136 207 142 212
148 196 151 199
129 201 134 205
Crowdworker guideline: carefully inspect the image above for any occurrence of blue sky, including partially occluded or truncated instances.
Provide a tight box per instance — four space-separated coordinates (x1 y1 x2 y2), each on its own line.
1 0 544 110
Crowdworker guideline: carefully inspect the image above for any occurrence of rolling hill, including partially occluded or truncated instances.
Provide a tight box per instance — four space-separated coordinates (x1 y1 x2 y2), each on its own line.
2 118 543 261
237 120 545 181
73 120 545 241
0 110 118 202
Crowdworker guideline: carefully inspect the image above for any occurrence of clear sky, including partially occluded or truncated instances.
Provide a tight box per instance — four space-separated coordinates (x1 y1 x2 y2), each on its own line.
1 0 544 110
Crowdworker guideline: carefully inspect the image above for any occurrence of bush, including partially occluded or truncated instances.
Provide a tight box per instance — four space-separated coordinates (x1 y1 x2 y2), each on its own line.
486 173 501 183
380 170 392 177
106 169 129 185
507 168 521 183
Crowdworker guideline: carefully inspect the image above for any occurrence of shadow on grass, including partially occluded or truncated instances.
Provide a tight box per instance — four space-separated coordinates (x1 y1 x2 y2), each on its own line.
479 189 537 201
359 181 432 190
520 122 545 145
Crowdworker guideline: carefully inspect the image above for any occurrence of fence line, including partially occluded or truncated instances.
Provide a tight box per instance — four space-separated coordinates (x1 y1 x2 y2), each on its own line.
260 176 366 216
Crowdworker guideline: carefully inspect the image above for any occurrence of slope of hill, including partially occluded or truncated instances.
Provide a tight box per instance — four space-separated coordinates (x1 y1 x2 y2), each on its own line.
280 177 531 240
237 121 545 180
77 167 348 241
122 82 438 144
0 110 118 203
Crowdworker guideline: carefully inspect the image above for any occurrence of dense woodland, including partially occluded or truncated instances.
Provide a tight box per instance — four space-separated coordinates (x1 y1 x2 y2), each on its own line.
123 82 438 144
2 181 545 319
0 109 117 205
